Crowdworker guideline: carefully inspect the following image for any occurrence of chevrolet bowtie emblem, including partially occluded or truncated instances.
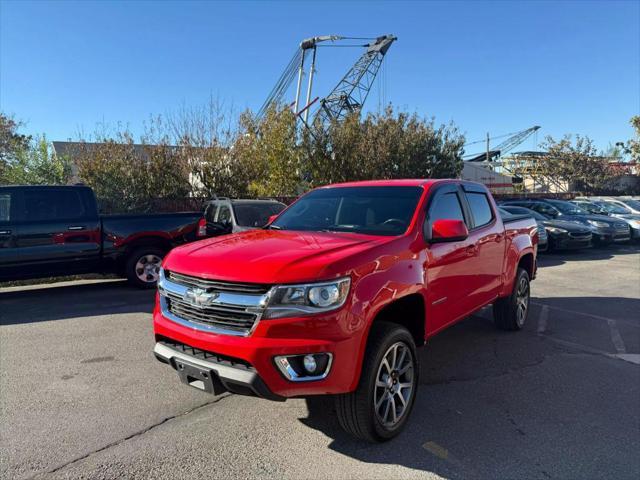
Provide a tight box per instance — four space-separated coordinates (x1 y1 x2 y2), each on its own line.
184 288 219 307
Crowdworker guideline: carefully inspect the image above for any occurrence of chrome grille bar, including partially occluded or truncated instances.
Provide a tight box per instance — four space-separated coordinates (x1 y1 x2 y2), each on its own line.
166 271 270 294
158 269 273 336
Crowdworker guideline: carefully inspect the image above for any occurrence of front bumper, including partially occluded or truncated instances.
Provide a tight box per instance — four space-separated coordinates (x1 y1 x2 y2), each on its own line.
154 340 284 401
153 297 366 398
549 233 592 250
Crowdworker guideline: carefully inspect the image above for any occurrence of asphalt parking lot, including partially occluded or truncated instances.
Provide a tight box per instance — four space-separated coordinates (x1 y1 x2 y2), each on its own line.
1 245 639 480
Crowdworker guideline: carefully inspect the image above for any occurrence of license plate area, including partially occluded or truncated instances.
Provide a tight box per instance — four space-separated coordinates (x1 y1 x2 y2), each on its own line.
173 358 225 395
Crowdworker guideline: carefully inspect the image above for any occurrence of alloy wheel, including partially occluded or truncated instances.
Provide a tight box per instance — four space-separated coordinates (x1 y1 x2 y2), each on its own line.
515 276 530 326
374 342 414 428
135 254 162 283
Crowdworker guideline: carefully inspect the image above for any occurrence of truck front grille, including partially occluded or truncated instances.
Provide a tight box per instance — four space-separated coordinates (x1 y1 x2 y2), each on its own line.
166 270 270 294
569 231 591 239
159 270 271 336
165 293 258 334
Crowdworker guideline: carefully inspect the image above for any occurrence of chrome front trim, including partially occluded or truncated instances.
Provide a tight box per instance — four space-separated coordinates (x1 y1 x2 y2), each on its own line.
154 342 256 384
158 269 273 337
274 353 333 382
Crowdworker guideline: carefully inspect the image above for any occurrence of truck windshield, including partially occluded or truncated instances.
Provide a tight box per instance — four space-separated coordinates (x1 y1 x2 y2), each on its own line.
233 202 285 227
270 186 423 236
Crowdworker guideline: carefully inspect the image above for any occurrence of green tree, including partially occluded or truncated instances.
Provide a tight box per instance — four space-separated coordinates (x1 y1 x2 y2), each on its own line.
2 113 70 185
622 116 640 162
1 133 71 186
76 133 192 212
239 107 303 197
538 134 614 193
302 105 465 188
1 113 31 166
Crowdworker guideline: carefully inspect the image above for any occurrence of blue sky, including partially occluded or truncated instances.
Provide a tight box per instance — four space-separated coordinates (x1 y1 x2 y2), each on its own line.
1 0 638 154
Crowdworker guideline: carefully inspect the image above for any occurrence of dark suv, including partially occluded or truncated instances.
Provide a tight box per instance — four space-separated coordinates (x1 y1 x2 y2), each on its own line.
501 199 630 245
201 198 286 237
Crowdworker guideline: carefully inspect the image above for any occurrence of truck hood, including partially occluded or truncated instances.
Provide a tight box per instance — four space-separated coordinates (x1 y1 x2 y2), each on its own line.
163 229 387 284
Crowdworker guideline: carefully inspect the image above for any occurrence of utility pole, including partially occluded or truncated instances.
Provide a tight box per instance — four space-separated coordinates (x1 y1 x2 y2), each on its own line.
486 132 490 169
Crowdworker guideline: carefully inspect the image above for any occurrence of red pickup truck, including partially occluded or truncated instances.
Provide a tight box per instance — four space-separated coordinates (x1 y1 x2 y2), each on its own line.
153 179 538 441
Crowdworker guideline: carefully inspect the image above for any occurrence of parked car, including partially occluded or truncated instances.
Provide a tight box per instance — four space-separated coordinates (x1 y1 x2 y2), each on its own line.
501 199 630 245
0 185 204 287
499 205 594 251
153 179 538 442
498 206 549 251
570 200 609 216
586 200 640 240
199 198 287 237
580 196 640 215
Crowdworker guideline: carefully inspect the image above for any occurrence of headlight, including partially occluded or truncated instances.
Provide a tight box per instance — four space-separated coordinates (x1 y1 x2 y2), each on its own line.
630 220 640 228
264 277 351 319
546 227 568 234
587 220 608 228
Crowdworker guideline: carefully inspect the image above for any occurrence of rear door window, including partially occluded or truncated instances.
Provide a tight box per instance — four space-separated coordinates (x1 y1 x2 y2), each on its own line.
0 192 12 222
465 192 494 228
205 202 219 222
23 189 86 222
217 204 232 224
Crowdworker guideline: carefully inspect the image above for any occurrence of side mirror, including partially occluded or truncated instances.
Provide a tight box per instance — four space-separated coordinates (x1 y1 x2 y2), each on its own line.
428 219 469 243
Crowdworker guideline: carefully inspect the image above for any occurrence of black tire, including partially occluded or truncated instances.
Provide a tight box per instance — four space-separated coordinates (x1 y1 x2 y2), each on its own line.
335 322 419 442
125 246 166 288
493 267 530 331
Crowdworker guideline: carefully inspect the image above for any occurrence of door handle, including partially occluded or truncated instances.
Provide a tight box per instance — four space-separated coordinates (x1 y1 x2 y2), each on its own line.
465 244 477 256
68 226 86 231
0 229 11 235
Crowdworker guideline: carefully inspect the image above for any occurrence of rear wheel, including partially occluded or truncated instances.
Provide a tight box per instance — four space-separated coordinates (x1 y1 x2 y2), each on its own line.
125 246 165 288
493 267 530 331
335 322 418 442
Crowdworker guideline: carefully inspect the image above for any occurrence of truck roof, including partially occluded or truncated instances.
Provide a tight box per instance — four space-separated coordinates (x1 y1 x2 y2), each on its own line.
319 179 454 189
0 184 91 190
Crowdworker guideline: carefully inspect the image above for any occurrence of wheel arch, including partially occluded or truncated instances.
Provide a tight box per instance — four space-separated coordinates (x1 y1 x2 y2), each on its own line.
369 293 426 348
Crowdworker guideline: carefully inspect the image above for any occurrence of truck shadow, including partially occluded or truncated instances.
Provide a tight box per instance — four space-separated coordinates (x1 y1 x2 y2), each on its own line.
0 280 155 325
300 300 640 479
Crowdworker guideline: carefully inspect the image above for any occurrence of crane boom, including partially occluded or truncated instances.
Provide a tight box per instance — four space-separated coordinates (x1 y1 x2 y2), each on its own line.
465 126 541 162
313 35 397 129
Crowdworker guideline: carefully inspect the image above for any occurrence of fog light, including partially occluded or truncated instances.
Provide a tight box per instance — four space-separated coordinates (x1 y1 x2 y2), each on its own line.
274 353 333 381
303 354 317 373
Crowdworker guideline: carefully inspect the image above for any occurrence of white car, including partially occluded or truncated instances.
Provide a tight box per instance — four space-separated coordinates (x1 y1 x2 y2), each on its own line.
582 196 640 215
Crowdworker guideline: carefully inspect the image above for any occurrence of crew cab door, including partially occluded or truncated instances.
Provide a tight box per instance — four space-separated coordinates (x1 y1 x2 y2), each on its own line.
0 188 21 280
16 187 101 277
424 184 476 333
459 185 505 308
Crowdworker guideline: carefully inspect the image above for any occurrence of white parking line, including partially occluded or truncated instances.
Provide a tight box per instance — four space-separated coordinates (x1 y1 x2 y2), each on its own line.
530 301 638 328
607 319 627 354
537 305 549 334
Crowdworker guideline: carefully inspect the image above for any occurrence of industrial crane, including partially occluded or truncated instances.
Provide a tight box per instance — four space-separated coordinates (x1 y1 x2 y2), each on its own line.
257 34 397 133
464 126 541 163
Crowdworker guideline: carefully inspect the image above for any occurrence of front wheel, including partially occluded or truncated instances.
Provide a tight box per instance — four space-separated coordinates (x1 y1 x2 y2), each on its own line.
335 322 418 442
493 267 530 330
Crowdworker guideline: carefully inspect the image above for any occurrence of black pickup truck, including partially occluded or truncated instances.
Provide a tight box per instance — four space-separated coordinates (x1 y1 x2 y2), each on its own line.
0 185 203 287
